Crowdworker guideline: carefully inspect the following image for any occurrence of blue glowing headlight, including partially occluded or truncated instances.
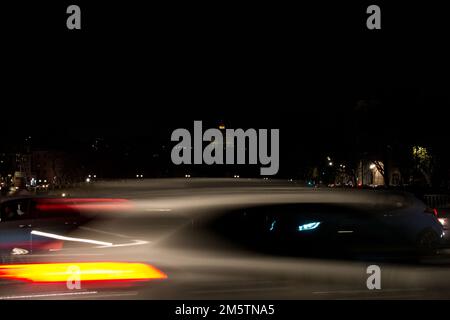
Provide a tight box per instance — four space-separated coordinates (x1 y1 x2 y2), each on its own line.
298 222 321 231
269 220 276 231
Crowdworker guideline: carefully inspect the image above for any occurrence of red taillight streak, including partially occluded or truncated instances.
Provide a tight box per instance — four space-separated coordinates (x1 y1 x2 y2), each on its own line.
36 204 132 211
37 198 130 203
35 199 133 211
0 262 167 283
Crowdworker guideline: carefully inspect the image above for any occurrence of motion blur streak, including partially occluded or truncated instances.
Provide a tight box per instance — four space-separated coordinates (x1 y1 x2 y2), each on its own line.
31 230 114 246
0 291 99 300
36 198 133 211
0 262 167 283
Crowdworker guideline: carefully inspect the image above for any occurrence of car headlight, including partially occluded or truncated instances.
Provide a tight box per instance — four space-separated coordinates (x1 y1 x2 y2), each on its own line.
438 218 448 228
298 222 321 232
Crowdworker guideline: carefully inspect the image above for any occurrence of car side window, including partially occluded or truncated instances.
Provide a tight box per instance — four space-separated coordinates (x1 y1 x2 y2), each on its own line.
0 200 30 222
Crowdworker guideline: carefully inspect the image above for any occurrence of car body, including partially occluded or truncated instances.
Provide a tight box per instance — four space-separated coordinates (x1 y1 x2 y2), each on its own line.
202 191 445 257
436 207 450 242
0 197 83 256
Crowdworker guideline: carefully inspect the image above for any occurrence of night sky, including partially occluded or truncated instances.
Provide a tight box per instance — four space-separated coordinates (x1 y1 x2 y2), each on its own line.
2 2 449 178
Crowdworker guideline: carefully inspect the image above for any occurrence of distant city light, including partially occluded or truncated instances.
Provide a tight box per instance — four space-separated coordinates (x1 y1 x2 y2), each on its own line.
86 177 91 183
370 164 376 170
328 162 333 166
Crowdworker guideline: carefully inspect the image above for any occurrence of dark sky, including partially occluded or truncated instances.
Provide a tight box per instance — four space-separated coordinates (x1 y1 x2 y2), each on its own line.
2 2 450 155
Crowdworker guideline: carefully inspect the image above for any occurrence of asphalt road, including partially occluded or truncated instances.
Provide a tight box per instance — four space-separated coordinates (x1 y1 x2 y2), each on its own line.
2 178 450 300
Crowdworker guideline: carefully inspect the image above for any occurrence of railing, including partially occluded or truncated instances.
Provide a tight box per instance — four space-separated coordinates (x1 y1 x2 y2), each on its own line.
424 194 450 209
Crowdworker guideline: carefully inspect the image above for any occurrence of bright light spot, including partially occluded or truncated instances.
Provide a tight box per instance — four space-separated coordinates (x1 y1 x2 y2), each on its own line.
11 248 29 255
298 222 321 232
85 178 91 183
269 220 276 231
61 193 66 197
438 218 448 227
328 162 333 166
0 262 167 283
31 230 113 246
370 164 376 170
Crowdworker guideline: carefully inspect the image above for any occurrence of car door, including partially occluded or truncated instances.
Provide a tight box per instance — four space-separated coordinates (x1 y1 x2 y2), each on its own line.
0 199 34 254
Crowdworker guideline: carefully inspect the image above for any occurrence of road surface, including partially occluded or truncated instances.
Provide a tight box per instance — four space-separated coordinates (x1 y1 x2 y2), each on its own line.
1 179 450 300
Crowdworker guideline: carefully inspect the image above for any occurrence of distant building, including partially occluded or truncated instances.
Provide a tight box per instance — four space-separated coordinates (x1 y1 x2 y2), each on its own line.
32 150 63 187
32 150 84 188
0 150 86 190
356 160 402 187
0 153 32 188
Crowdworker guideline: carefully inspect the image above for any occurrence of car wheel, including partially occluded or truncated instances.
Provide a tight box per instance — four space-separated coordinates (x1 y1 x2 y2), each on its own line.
416 229 439 256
